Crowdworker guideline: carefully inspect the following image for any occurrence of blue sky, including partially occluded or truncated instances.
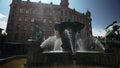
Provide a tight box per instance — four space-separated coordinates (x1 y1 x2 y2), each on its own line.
0 0 120 36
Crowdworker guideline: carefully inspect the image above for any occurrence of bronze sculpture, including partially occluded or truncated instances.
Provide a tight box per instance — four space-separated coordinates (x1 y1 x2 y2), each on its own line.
105 21 120 53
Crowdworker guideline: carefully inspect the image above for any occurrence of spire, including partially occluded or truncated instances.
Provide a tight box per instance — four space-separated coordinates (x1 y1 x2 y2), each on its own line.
39 0 41 3
50 2 53 5
86 10 91 14
27 0 30 2
60 0 69 8
86 10 91 17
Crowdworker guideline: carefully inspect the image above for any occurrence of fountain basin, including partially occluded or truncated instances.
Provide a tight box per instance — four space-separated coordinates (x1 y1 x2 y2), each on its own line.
26 51 120 67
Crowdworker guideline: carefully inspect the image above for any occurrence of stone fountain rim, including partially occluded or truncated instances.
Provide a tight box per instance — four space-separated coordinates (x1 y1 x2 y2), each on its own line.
42 51 104 54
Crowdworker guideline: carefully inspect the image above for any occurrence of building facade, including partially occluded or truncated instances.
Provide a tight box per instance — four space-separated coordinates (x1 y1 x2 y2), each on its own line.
6 0 92 43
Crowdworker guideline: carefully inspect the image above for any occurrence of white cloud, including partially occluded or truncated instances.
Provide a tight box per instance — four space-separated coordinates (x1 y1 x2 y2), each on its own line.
0 13 6 18
0 20 7 30
92 28 106 37
0 13 7 30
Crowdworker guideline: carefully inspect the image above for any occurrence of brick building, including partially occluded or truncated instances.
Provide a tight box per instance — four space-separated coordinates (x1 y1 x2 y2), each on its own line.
6 0 92 43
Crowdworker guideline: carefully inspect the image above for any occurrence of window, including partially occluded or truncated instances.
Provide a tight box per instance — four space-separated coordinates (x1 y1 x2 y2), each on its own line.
15 33 18 40
48 28 52 31
37 18 41 22
11 15 14 23
56 11 60 16
20 8 23 13
42 28 46 32
16 25 20 31
15 1 18 4
43 19 46 23
32 10 34 14
26 10 29 14
32 10 37 14
8 25 13 31
31 18 34 22
88 16 90 19
50 12 52 15
11 6 15 12
25 17 28 22
49 20 52 23
54 17 57 21
30 26 33 31
62 10 66 16
23 25 27 31
55 21 59 24
61 11 63 16
18 17 22 21
89 22 91 25
48 27 53 35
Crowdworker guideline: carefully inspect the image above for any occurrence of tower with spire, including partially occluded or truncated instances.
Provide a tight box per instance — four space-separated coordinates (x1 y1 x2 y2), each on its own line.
60 0 69 8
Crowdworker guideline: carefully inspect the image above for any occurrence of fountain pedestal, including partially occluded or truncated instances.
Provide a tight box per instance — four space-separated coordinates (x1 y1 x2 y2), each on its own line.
25 50 120 68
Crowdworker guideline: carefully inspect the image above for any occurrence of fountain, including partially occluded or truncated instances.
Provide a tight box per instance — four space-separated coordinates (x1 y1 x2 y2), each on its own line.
40 22 105 53
26 21 120 68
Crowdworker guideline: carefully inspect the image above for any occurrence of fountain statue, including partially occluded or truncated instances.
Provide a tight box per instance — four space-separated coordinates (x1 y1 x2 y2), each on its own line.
105 21 120 53
28 21 44 42
40 22 85 54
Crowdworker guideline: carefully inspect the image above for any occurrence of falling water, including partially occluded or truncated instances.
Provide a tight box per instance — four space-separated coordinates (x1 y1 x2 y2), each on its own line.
54 36 63 51
64 29 77 68
64 29 76 55
40 36 63 52
93 37 105 51
40 32 105 52
76 38 86 51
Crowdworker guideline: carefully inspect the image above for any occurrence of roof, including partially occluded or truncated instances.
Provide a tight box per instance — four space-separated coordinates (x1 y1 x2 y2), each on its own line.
21 1 60 8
